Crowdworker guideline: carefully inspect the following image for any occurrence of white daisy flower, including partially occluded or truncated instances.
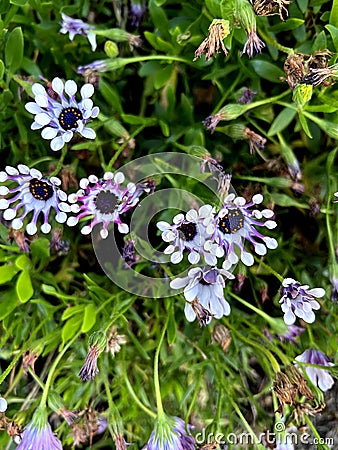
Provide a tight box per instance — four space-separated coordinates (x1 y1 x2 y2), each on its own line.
59 13 97 51
67 172 145 239
279 278 324 325
205 193 278 268
0 164 70 235
170 267 234 326
157 205 216 265
25 77 99 151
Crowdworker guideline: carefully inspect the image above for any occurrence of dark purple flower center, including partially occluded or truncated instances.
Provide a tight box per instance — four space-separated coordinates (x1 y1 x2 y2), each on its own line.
59 107 83 130
177 222 197 241
218 209 244 234
95 191 118 214
29 178 54 201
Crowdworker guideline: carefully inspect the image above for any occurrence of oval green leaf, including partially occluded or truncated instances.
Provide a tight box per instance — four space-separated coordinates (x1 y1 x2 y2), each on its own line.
5 27 24 72
81 303 97 333
16 270 33 303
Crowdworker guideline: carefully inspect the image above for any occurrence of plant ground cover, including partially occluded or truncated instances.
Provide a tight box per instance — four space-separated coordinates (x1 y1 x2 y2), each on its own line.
0 0 337 449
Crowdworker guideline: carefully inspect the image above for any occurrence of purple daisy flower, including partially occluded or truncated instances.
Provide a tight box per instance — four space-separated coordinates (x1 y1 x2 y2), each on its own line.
67 172 144 239
143 416 195 450
205 193 277 268
59 13 97 51
17 407 62 450
157 205 216 265
0 165 70 235
170 266 234 325
25 77 99 151
295 349 334 392
279 278 324 325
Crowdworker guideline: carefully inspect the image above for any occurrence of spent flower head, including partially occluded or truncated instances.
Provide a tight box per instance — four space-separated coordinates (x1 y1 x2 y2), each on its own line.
25 77 99 151
68 172 146 239
205 193 277 268
170 266 235 326
79 331 107 382
59 13 97 51
0 165 70 235
194 19 230 61
17 406 63 450
279 278 324 325
295 349 335 392
142 415 195 450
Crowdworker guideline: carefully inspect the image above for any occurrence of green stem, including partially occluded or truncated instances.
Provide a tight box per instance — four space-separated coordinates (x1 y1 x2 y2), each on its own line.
229 291 281 324
39 334 79 408
0 351 23 385
99 358 120 437
154 315 169 417
49 145 68 177
27 367 45 390
254 257 284 282
123 371 156 419
105 55 197 71
303 414 329 449
258 27 294 55
106 125 146 171
230 398 265 448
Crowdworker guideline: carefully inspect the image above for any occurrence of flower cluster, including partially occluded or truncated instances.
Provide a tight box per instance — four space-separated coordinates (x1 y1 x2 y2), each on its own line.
25 77 99 151
158 183 278 326
279 278 324 325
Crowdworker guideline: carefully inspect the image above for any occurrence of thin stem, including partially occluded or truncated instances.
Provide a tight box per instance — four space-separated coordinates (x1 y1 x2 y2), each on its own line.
39 334 79 408
106 125 146 171
254 257 284 282
123 371 156 419
258 27 294 55
0 351 23 386
49 145 68 177
27 367 45 390
230 398 265 448
154 315 169 417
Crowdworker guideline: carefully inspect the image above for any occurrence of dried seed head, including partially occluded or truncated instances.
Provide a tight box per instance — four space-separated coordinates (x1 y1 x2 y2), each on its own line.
213 324 232 353
250 0 291 21
273 371 298 413
283 53 305 89
106 326 127 357
194 19 230 61
285 365 314 400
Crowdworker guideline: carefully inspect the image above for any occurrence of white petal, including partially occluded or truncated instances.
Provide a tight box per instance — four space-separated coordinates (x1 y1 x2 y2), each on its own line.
264 237 278 249
26 223 37 235
0 186 9 195
88 175 98 183
12 218 23 230
114 172 125 184
91 106 100 118
25 102 42 114
34 94 49 108
184 303 196 322
118 223 129 234
252 194 263 204
41 127 58 140
35 112 51 126
67 216 78 226
87 31 97 51
284 309 296 325
81 83 94 98
234 196 246 206
18 164 29 174
55 212 67 223
164 245 175 255
264 220 277 229
52 77 64 95
318 371 334 392
51 136 65 151
171 251 183 264
157 221 170 231
81 225 92 235
173 213 184 224
188 252 200 264
80 127 96 139
241 251 254 266
100 228 109 239
41 223 51 234
65 80 77 96
308 288 325 298
82 98 93 110
63 131 73 143
3 208 16 220
0 172 8 182
30 168 42 179
255 243 267 255
170 277 188 290
186 209 198 222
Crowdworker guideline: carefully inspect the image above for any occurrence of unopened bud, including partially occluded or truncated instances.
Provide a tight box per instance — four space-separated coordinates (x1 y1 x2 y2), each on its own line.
104 41 119 58
293 83 313 107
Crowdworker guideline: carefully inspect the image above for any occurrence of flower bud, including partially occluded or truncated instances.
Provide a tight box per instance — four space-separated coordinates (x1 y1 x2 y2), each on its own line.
104 41 119 58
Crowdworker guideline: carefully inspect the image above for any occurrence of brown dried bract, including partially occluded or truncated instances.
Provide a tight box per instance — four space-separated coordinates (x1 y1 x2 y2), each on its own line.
283 53 305 89
194 20 229 61
250 0 291 21
213 324 232 353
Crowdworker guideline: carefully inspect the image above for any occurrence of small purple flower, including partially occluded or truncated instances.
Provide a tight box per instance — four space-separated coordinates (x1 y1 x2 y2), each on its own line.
79 331 106 382
0 165 70 235
241 30 265 58
205 193 277 268
59 13 97 51
295 349 334 392
77 60 108 76
17 407 63 450
279 278 324 325
67 172 145 239
25 77 99 151
280 325 305 343
157 205 216 265
143 416 195 450
170 266 234 325
129 0 147 28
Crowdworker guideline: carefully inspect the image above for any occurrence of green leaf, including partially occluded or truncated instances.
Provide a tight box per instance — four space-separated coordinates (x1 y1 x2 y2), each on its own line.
154 65 173 89
148 0 171 40
121 114 157 126
269 18 304 32
15 254 31 271
298 111 313 138
81 304 97 333
0 60 4 80
296 0 308 13
10 0 27 5
269 192 309 208
62 314 83 345
325 24 338 52
267 108 297 136
0 289 18 320
330 0 338 27
30 237 50 269
250 60 284 83
312 30 327 52
205 0 221 16
5 27 23 72
62 305 85 320
16 270 33 303
0 265 19 284
144 31 174 53
167 304 176 345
